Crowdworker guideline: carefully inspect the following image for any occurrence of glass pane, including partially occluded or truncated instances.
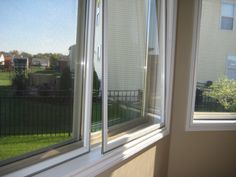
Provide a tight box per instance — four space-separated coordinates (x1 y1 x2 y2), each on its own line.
104 0 165 142
221 3 234 17
0 0 82 165
107 0 148 135
194 0 236 119
146 0 164 120
149 0 159 53
221 17 234 30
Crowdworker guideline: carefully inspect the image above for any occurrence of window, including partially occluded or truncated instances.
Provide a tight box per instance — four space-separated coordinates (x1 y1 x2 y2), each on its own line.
0 0 177 175
149 0 160 54
227 55 236 79
220 2 235 30
0 0 91 174
96 0 101 26
187 0 236 131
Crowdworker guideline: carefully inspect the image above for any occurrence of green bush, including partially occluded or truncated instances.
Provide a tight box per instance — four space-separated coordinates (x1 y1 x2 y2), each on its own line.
93 69 100 97
204 77 236 111
60 66 72 97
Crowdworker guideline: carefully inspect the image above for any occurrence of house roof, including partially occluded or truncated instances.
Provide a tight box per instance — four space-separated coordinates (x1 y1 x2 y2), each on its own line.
4 55 12 62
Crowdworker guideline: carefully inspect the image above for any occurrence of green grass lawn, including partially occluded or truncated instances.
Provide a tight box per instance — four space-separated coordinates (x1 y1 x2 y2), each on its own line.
0 134 71 161
0 80 11 86
0 96 73 135
30 66 60 76
30 66 44 73
0 72 12 86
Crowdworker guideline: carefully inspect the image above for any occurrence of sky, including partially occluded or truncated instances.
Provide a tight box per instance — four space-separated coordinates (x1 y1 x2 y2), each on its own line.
0 0 78 55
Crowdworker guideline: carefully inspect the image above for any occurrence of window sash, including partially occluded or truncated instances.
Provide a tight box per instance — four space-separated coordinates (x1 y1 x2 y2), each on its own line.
220 3 235 30
221 16 234 30
102 0 167 153
0 0 95 174
221 3 235 18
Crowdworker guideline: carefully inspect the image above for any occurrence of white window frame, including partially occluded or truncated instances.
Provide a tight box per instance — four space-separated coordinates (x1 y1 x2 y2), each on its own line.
220 2 235 31
3 0 177 176
186 0 236 132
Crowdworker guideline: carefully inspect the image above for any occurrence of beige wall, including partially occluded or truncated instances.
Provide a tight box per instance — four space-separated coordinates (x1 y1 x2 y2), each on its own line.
168 1 236 177
197 0 236 82
96 136 170 177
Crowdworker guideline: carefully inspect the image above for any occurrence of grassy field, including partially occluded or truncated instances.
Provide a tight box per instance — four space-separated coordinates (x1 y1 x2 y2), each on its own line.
0 134 70 161
30 66 61 76
0 72 12 86
0 96 73 136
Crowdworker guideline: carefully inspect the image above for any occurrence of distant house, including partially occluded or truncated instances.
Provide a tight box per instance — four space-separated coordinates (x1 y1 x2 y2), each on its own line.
0 52 13 71
4 55 13 71
0 53 5 65
58 57 69 72
13 57 29 71
69 45 77 73
197 0 236 83
32 58 50 67
0 53 5 71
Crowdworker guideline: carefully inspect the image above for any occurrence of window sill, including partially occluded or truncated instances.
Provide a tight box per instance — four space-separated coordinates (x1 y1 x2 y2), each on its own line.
186 112 236 131
6 127 169 177
194 112 236 120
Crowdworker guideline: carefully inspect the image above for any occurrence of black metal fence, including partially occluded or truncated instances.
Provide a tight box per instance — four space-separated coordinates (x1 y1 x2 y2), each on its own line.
0 89 143 136
0 90 73 136
195 83 225 112
3 82 229 136
91 90 142 132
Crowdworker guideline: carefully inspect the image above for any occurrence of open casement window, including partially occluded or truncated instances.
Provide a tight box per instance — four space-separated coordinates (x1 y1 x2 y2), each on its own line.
101 0 166 152
187 0 236 131
0 0 94 174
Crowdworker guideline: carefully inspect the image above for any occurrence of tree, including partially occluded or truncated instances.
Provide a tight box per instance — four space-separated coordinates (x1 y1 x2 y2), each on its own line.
50 54 60 70
10 50 20 56
60 66 72 97
93 69 100 96
21 52 32 58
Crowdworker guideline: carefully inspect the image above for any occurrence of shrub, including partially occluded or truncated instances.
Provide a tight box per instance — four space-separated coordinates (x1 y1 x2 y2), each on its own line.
60 66 72 97
204 77 236 111
12 68 29 95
